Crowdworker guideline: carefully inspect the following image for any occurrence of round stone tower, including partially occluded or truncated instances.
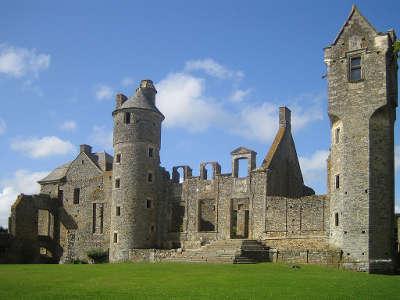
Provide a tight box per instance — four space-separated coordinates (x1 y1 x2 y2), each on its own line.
109 79 164 262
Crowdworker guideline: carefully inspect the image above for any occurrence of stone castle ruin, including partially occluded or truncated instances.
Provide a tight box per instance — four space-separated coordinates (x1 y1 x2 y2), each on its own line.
3 6 398 273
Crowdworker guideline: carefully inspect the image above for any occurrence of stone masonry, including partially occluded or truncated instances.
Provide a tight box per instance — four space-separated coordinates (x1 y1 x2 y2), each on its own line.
5 6 398 273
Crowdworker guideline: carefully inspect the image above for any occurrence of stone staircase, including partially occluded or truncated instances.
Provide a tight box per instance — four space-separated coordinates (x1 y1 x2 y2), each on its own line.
164 239 270 264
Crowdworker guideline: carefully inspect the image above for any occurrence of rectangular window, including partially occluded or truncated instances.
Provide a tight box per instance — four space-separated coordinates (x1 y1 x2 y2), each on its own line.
146 199 152 209
73 188 80 204
58 190 64 202
335 175 340 189
148 147 154 158
92 203 97 233
115 178 120 188
113 232 118 243
116 206 121 216
124 112 131 124
147 172 153 182
335 128 340 144
335 213 339 226
116 153 121 163
349 56 362 81
99 204 104 234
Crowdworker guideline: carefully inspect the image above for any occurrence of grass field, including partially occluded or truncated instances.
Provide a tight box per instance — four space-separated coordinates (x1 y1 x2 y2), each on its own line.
0 263 399 299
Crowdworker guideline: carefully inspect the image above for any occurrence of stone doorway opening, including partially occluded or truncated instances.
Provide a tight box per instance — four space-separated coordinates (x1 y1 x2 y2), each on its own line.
231 198 249 239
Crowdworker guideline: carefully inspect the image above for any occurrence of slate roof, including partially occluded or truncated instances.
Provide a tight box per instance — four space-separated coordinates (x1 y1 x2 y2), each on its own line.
38 162 71 183
121 90 164 117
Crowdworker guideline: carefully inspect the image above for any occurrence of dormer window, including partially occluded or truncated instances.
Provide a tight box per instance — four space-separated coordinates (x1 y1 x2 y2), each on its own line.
349 56 362 81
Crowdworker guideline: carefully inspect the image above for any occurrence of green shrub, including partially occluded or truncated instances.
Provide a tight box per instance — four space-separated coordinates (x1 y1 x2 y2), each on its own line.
87 249 108 263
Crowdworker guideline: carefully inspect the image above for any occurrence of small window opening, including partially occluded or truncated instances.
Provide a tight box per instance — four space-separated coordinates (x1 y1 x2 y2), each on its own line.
335 128 340 144
124 112 131 124
349 56 362 81
58 190 64 202
73 188 80 204
116 206 121 216
204 164 213 180
146 199 152 209
362 230 366 234
335 213 339 226
116 153 121 163
237 158 248 178
150 225 155 233
115 178 120 188
148 147 154 158
335 175 340 189
147 172 153 182
81 160 84 165
113 232 118 243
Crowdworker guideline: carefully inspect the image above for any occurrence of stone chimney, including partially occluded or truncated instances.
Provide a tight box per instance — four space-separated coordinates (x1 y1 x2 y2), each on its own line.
80 144 92 155
115 93 128 109
279 106 291 130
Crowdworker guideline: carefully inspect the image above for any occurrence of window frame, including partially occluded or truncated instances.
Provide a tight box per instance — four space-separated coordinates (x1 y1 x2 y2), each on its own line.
115 153 121 163
335 174 340 189
73 188 80 204
115 178 120 189
124 112 131 124
348 55 362 82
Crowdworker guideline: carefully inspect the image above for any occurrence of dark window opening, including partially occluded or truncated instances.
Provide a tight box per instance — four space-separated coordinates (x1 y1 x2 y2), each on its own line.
73 188 80 204
124 112 131 124
148 147 154 158
335 213 339 226
150 225 155 233
335 175 340 189
147 172 153 182
349 56 362 81
335 128 340 144
146 199 152 209
58 190 64 202
115 178 120 188
92 203 96 233
113 232 118 243
81 160 84 165
116 153 121 163
116 206 121 216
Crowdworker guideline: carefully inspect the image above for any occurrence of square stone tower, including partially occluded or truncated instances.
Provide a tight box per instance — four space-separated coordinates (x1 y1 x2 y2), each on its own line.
324 6 397 273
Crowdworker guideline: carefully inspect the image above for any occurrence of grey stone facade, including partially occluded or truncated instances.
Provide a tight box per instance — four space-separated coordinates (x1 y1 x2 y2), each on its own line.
5 6 397 273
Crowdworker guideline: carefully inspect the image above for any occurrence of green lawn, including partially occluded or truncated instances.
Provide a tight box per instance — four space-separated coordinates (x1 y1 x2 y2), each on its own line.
0 263 398 299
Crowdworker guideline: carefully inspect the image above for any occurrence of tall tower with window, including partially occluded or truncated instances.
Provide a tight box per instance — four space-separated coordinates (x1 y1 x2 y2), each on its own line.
109 80 164 262
324 6 397 272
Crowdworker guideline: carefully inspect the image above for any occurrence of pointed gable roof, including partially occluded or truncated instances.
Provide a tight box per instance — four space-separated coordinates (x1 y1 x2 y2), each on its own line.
332 5 378 45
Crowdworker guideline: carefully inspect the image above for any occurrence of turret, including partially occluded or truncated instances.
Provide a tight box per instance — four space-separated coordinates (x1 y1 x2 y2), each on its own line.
109 79 164 262
325 6 397 273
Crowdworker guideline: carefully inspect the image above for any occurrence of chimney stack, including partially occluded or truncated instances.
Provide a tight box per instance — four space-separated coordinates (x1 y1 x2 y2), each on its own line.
279 106 291 130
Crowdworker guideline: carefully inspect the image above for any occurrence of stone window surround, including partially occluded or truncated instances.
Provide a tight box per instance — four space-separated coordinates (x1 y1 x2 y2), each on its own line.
115 153 121 164
113 232 118 243
347 50 364 83
148 146 155 158
335 174 340 189
116 206 121 216
147 171 154 183
146 198 153 209
115 178 121 189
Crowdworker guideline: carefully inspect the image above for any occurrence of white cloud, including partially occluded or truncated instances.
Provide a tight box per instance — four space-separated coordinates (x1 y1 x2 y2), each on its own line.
290 94 324 132
185 58 243 80
230 89 251 103
0 170 48 227
0 44 50 78
156 72 225 132
0 118 6 135
95 84 114 101
395 145 399 172
60 120 77 131
231 103 278 143
90 125 113 151
299 150 330 187
121 77 135 87
11 136 75 158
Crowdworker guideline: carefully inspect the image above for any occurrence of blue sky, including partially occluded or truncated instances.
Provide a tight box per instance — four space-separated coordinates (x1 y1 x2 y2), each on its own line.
0 0 399 227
